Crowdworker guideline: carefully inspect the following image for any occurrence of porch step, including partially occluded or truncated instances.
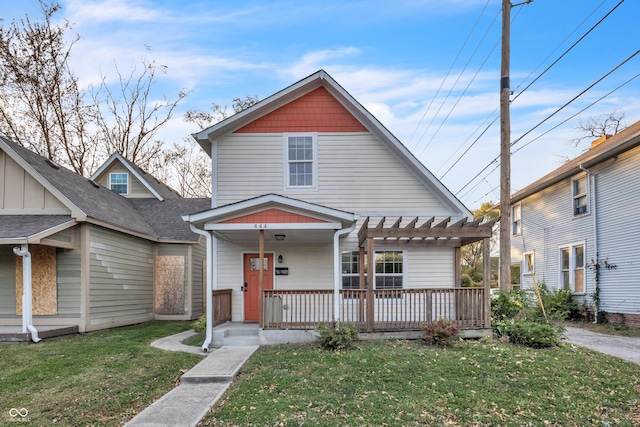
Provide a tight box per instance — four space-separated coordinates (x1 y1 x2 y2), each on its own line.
181 346 259 383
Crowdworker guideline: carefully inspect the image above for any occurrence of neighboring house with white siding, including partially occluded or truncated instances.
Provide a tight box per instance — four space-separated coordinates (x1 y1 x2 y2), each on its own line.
510 120 640 327
0 137 209 341
184 70 496 348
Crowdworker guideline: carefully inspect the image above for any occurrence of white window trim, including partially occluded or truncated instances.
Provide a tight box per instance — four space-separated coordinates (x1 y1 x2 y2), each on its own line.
558 241 586 294
283 133 318 191
109 172 129 195
572 174 589 217
522 250 534 276
341 249 406 290
512 203 522 236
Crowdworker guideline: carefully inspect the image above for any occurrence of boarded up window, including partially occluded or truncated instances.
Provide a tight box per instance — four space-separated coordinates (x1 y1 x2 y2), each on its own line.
16 245 57 315
155 256 185 314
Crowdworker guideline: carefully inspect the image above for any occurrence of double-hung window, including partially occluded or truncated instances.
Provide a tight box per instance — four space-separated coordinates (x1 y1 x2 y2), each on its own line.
560 243 585 293
512 204 521 236
572 175 588 216
109 172 129 195
341 250 405 294
284 134 317 189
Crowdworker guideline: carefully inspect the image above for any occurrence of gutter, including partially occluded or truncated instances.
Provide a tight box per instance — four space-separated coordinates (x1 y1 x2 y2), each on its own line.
12 244 41 342
579 164 599 323
189 224 215 352
333 222 357 321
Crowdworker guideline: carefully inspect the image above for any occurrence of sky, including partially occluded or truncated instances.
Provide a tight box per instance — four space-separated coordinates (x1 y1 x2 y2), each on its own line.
3 0 640 209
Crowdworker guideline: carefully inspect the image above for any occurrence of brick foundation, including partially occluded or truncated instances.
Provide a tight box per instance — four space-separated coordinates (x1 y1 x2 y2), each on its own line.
605 312 640 328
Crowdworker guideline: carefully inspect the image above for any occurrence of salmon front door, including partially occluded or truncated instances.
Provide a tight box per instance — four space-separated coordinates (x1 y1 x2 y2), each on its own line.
243 253 274 322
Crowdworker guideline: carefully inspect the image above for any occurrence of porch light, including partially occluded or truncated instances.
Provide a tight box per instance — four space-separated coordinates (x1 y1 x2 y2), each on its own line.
278 255 283 263
275 234 285 241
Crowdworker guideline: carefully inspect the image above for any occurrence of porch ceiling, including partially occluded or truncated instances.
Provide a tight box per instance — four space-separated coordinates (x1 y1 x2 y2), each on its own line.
357 216 497 247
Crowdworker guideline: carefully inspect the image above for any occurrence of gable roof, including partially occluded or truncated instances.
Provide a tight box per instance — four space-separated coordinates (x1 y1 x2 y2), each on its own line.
183 193 357 228
0 136 209 242
90 152 181 201
511 120 640 204
192 69 471 218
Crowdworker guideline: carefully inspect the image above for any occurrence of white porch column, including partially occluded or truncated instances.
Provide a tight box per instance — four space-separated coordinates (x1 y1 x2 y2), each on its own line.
333 224 356 322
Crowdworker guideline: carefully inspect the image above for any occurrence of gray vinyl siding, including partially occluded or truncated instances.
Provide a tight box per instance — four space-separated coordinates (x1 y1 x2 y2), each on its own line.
512 144 640 317
191 239 206 318
0 246 16 315
512 178 593 292
592 146 640 316
54 249 81 317
215 133 451 214
88 225 154 329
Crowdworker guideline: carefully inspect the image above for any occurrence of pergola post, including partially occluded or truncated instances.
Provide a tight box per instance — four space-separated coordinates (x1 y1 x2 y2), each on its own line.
359 246 365 323
366 237 375 332
483 237 491 328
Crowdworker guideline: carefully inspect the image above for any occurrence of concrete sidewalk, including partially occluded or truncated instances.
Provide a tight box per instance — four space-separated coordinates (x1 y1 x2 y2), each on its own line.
125 331 258 427
563 326 640 365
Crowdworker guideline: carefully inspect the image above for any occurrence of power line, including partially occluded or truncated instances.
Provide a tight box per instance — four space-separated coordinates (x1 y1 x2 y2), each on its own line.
413 9 501 157
446 0 628 194
455 55 640 201
407 0 492 150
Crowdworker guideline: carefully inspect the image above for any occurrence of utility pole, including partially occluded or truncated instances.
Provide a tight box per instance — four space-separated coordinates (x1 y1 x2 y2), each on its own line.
499 0 512 291
499 0 532 291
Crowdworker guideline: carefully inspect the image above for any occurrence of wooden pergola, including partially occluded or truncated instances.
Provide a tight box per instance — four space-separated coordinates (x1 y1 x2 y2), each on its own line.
356 216 498 329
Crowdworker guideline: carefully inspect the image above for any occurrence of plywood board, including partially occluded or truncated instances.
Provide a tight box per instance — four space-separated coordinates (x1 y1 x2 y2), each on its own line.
16 245 58 315
155 255 185 314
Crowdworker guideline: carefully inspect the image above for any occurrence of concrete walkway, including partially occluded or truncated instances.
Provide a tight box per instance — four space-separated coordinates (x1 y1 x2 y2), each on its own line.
125 330 258 427
563 326 640 365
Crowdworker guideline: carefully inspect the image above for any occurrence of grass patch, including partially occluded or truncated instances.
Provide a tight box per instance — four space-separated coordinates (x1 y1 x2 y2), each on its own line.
182 330 206 347
0 321 201 426
201 339 640 426
567 320 640 338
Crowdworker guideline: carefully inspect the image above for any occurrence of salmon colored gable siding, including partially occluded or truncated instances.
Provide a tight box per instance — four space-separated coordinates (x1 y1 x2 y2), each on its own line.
220 208 329 224
234 87 368 133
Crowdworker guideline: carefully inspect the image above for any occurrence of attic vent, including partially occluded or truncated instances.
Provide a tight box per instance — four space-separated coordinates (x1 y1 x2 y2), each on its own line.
88 179 100 188
45 159 60 170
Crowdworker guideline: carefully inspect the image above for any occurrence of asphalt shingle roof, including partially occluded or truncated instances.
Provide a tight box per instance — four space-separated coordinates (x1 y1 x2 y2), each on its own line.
130 198 211 242
0 215 74 239
1 136 211 242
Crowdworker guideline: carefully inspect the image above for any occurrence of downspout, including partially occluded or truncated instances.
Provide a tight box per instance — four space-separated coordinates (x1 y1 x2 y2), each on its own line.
579 164 598 323
189 224 215 352
333 223 357 322
13 244 41 342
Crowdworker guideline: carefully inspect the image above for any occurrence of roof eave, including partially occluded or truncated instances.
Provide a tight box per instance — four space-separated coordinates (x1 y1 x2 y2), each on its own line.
511 122 640 204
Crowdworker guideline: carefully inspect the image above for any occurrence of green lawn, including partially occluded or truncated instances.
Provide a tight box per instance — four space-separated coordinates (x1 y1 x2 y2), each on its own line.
200 339 640 426
0 321 201 426
2 323 639 426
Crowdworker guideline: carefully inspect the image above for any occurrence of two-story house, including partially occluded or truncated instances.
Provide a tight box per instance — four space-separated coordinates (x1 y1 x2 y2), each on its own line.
510 120 640 327
184 70 496 349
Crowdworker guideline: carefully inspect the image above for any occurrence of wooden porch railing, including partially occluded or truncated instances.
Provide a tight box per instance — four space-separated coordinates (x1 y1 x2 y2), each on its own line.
211 289 232 326
262 287 487 331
